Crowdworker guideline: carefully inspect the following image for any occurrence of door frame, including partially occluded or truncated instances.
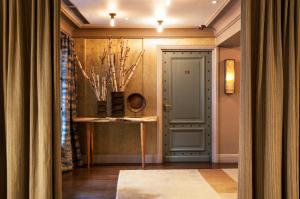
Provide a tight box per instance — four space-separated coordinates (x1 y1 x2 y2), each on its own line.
156 45 219 163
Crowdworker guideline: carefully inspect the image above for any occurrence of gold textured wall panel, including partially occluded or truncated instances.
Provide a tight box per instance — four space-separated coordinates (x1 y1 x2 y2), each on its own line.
74 38 215 156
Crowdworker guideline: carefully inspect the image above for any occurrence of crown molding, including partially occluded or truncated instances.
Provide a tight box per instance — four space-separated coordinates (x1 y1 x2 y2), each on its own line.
205 0 231 27
61 2 82 28
215 14 241 37
72 28 215 39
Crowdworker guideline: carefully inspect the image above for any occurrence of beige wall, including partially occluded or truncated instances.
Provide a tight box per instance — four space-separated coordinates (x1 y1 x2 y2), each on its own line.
218 47 240 154
74 38 216 158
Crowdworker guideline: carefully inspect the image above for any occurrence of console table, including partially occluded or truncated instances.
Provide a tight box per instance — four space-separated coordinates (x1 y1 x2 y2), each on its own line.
72 116 158 169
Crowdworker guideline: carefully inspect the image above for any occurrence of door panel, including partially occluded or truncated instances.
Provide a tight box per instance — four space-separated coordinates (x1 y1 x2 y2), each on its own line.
170 57 205 123
163 51 212 162
169 128 206 152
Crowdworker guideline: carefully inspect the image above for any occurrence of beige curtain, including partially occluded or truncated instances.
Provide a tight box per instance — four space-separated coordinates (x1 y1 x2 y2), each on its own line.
0 0 62 199
239 0 299 198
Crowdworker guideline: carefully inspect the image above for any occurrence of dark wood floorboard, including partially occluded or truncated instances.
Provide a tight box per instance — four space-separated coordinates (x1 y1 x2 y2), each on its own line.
62 163 238 199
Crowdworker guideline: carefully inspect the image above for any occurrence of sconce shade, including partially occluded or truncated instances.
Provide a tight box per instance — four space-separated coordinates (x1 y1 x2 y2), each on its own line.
225 59 235 94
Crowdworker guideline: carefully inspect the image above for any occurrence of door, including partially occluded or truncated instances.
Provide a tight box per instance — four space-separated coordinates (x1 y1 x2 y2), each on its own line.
163 51 212 162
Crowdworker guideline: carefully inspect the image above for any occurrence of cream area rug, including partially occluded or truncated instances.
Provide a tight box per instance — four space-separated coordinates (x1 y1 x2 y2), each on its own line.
116 169 238 199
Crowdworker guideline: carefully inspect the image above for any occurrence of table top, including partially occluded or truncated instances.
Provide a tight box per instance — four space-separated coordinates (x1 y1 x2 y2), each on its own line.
72 116 158 123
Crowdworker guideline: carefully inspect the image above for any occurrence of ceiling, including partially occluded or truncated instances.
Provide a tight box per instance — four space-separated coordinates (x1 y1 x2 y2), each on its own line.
69 0 230 28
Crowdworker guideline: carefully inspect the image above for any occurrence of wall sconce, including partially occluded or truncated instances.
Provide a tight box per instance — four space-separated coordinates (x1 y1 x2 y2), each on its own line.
225 59 235 94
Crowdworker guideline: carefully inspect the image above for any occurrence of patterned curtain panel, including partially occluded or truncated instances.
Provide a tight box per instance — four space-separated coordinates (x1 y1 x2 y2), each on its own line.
60 33 83 172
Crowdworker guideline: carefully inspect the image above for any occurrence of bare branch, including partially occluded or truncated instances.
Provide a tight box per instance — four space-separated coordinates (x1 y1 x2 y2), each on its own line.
108 39 118 92
123 49 145 90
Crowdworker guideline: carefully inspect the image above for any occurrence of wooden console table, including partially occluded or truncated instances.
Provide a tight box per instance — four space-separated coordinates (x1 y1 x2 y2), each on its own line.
72 116 158 169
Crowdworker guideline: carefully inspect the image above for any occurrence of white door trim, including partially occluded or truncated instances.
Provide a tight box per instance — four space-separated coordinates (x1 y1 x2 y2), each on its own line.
156 45 219 163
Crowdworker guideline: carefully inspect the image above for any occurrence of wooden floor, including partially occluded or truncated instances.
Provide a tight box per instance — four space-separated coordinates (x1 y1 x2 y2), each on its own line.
62 163 238 199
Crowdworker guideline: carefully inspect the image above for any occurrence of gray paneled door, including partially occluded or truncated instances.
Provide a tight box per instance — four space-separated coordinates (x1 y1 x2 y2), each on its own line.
163 51 212 162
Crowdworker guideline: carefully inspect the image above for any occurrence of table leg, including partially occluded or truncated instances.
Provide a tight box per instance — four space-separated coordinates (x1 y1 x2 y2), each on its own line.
86 123 91 169
86 123 94 168
140 122 146 169
90 123 94 166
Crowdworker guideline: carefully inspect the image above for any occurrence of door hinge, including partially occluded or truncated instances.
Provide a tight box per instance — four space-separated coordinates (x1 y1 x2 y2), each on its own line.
164 104 172 111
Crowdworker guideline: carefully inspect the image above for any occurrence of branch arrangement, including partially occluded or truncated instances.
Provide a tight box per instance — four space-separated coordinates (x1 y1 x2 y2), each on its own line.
107 39 145 92
75 50 108 102
75 39 145 101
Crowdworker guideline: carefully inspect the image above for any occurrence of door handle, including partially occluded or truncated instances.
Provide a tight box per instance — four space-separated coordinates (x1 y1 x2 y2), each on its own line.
164 104 172 110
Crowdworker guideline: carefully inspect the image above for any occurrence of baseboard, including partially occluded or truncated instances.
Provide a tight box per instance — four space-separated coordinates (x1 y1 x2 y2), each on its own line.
82 154 239 164
218 154 239 163
164 155 210 162
82 154 159 164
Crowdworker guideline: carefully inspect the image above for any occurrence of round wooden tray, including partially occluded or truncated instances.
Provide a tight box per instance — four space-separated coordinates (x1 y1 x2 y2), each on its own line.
127 93 146 113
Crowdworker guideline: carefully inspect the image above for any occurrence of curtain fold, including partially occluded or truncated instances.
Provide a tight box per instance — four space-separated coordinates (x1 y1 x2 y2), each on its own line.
0 0 62 198
239 0 299 198
60 33 82 172
0 0 7 198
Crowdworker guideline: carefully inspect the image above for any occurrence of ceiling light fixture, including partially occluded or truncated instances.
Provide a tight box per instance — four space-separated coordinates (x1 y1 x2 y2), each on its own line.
109 13 116 27
157 20 164 33
212 0 218 4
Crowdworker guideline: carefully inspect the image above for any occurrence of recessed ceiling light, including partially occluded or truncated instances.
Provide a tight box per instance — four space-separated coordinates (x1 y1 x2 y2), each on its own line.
109 13 116 27
166 0 171 6
155 6 166 19
212 0 218 4
108 2 117 12
157 20 164 33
